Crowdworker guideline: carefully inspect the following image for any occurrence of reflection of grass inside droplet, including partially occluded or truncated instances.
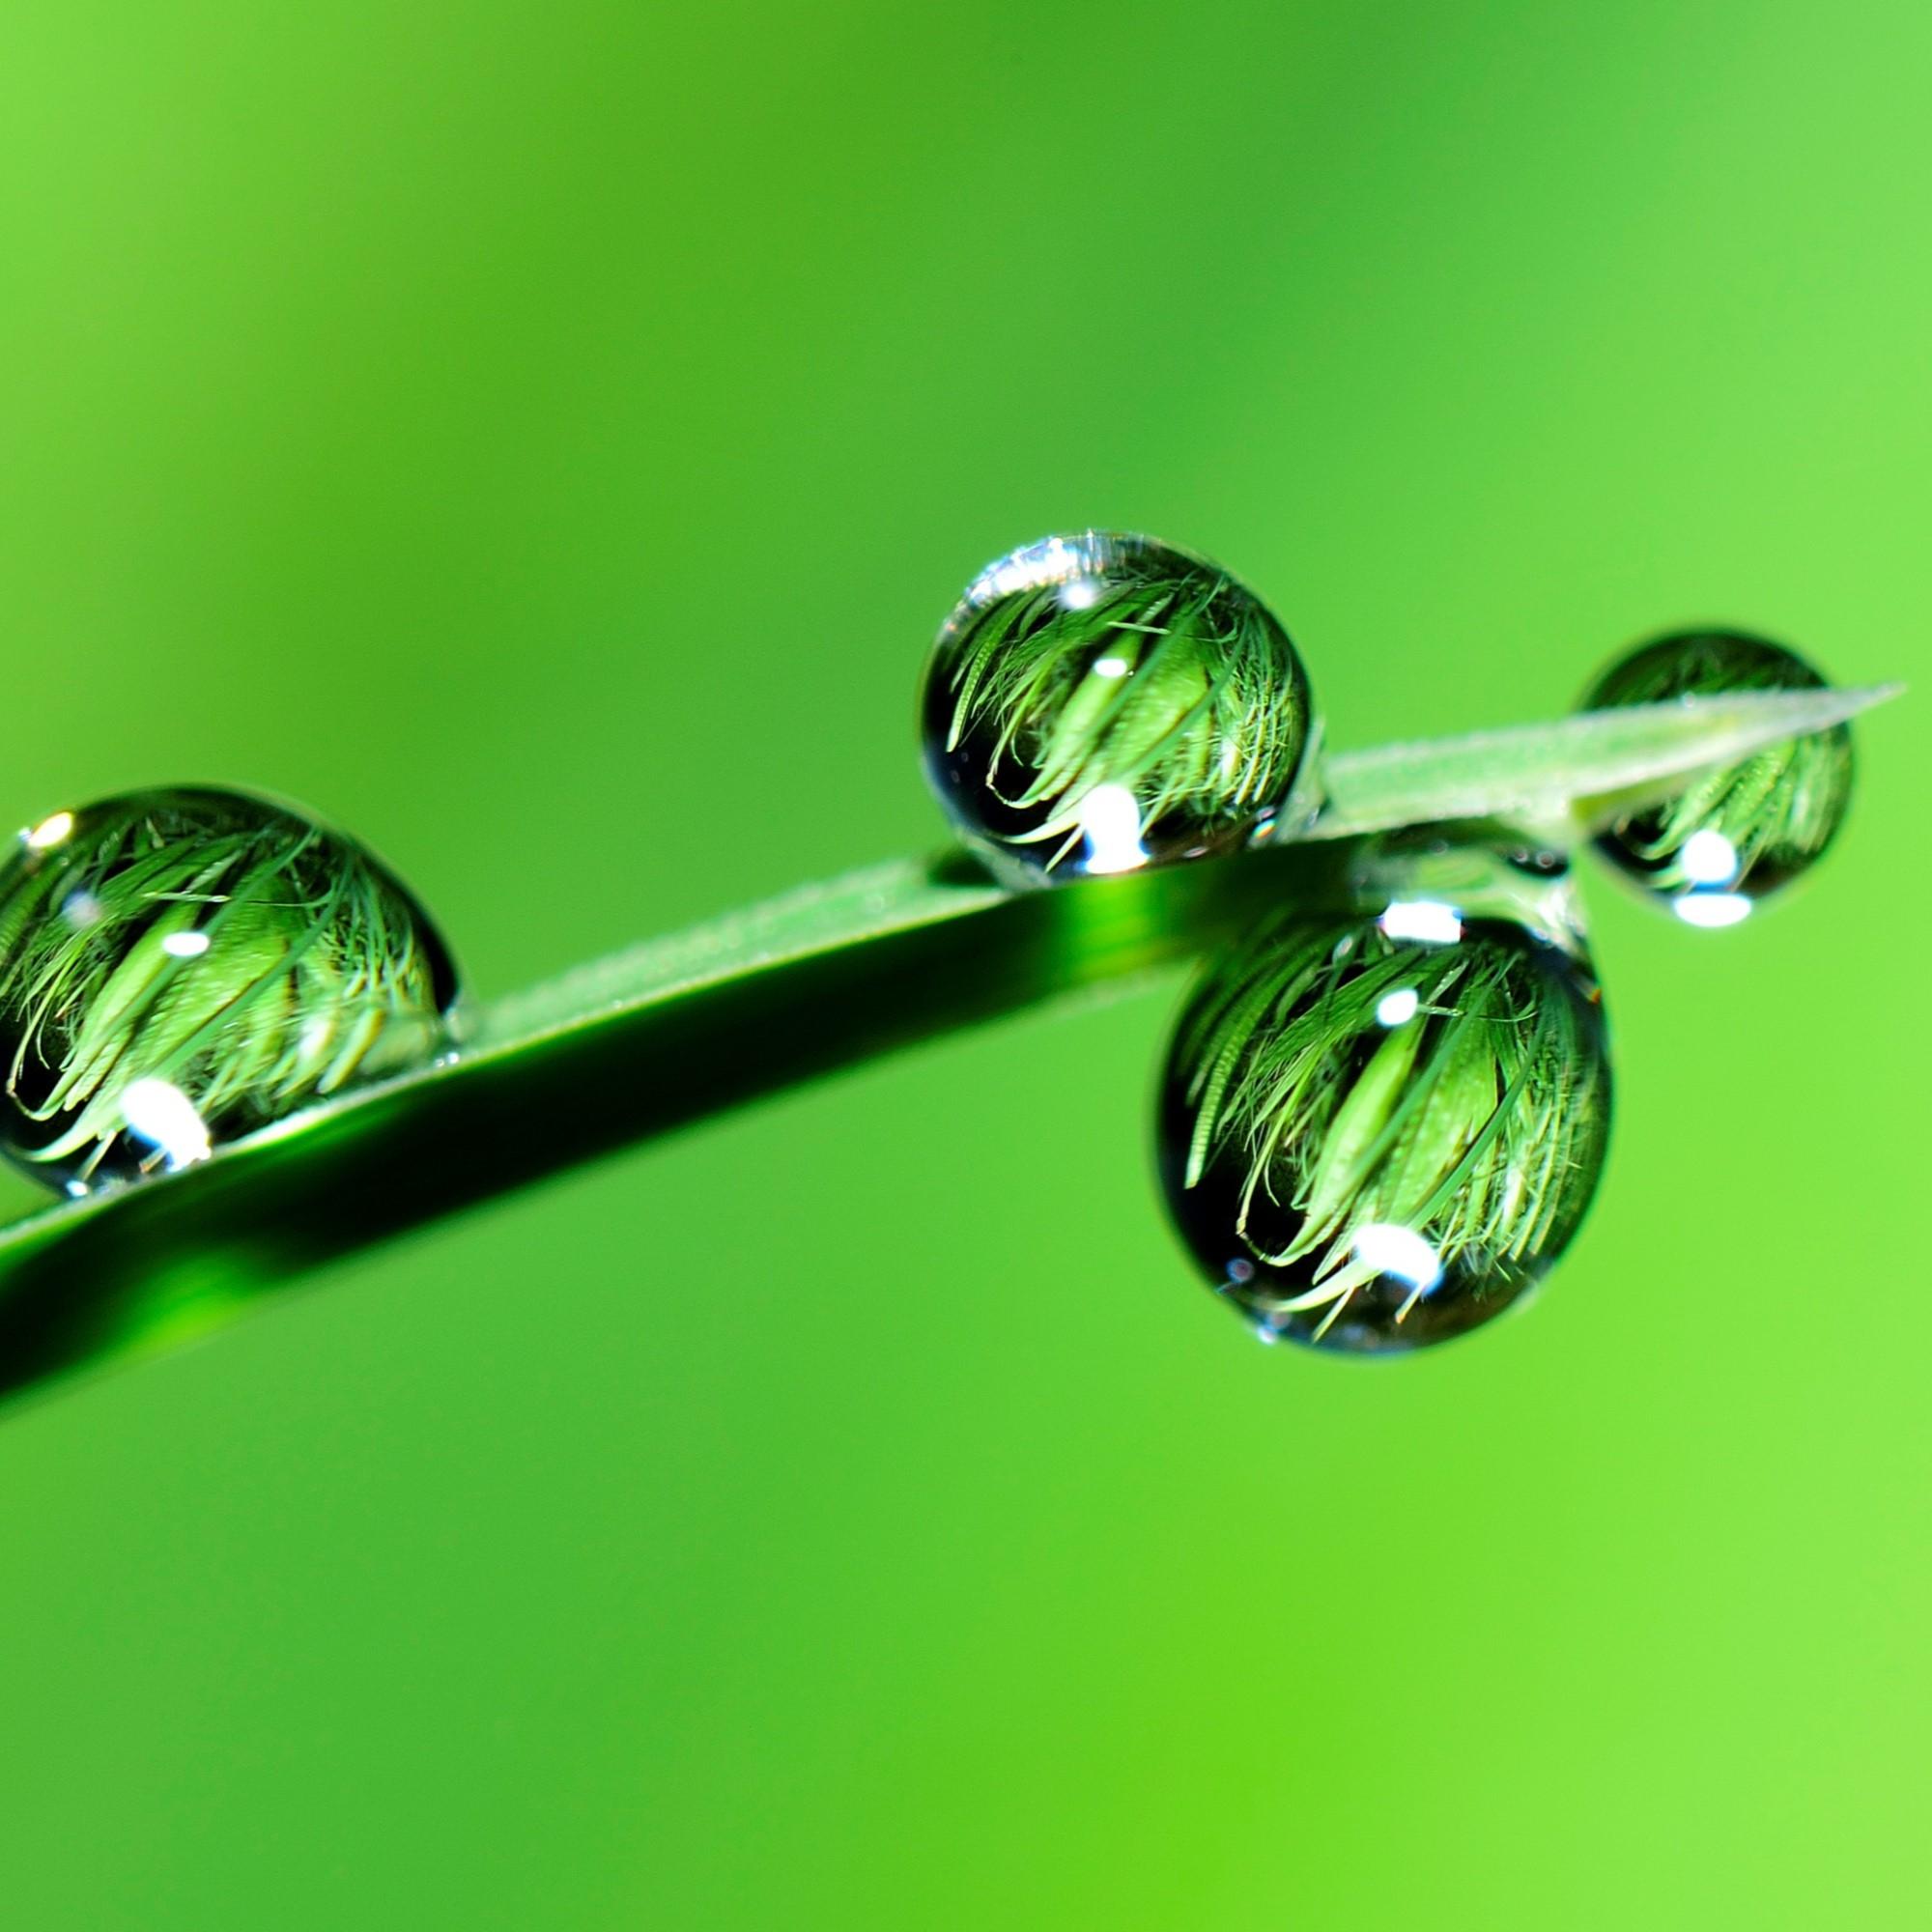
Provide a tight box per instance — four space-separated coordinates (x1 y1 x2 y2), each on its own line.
1169 913 1610 1347
0 789 456 1193
936 537 1311 870
1584 631 1855 903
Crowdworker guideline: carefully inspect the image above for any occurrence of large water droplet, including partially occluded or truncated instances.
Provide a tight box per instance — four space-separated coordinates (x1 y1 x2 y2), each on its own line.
920 532 1317 887
1580 630 1854 923
0 787 458 1194
1158 907 1611 1353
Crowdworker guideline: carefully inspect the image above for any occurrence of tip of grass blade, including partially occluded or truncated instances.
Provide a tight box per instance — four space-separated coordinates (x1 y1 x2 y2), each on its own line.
1312 681 1905 839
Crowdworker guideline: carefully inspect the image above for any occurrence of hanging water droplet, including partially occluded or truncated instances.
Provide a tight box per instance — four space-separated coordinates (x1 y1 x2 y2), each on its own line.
0 787 459 1195
920 532 1318 887
1157 905 1611 1353
1348 816 1584 953
1580 630 1854 923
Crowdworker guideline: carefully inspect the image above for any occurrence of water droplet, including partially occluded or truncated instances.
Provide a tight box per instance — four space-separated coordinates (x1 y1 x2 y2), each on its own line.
1580 630 1854 921
0 787 459 1194
1158 909 1611 1353
1349 817 1588 956
920 532 1318 886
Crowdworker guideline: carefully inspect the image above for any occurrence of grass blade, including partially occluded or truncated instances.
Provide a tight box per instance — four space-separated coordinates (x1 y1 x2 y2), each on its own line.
1314 684 1900 838
0 684 1899 1406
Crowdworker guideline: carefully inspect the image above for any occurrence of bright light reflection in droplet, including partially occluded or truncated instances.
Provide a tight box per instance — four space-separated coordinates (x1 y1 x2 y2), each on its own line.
1376 986 1420 1028
1352 1221 1443 1322
120 1079 213 1172
1680 828 1741 886
1674 892 1751 929
61 890 103 930
1060 578 1102 611
161 931 211 958
1079 783 1149 875
971 535 1084 606
1091 654 1129 677
26 811 73 850
1379 899 1463 945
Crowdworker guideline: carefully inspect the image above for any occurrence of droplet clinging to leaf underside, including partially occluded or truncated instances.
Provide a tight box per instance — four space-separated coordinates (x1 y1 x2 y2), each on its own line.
1157 907 1611 1352
1580 629 1854 924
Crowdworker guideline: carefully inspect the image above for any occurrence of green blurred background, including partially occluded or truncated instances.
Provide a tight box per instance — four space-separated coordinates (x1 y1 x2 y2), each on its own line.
2 2 1927 1924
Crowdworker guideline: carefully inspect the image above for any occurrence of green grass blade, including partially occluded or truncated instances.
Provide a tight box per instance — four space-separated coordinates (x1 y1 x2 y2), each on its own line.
1314 683 1901 838
0 684 1899 1406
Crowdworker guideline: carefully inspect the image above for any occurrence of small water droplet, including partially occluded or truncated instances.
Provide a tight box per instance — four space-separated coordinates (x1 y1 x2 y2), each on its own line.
919 532 1318 886
1350 818 1584 954
1158 910 1611 1353
0 787 460 1195
1580 630 1854 920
